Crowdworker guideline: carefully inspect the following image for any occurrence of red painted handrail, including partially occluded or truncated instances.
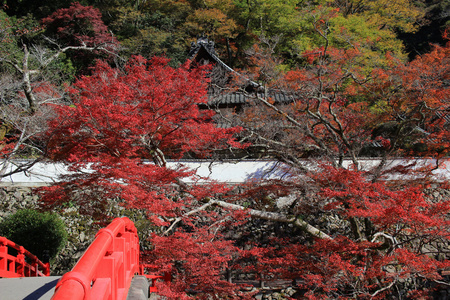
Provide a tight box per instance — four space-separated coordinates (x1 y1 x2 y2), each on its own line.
0 236 50 278
51 217 140 300
139 264 172 293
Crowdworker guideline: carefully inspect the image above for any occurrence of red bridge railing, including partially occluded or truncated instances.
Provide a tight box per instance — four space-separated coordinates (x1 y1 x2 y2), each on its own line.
0 236 50 278
140 264 172 293
51 217 140 300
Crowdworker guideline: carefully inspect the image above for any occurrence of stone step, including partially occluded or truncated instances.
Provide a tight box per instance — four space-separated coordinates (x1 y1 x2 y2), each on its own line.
126 275 149 300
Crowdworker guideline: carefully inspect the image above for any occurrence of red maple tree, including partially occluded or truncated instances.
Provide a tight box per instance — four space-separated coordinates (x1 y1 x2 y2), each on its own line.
366 33 450 160
42 56 249 298
41 2 119 74
232 165 450 299
204 32 450 298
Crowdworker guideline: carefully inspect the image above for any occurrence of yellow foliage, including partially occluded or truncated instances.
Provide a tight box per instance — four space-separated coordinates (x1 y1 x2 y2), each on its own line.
343 0 425 33
186 8 238 38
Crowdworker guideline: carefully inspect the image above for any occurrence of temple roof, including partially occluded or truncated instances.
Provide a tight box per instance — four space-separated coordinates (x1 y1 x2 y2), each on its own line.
205 92 293 107
189 37 290 108
189 36 235 74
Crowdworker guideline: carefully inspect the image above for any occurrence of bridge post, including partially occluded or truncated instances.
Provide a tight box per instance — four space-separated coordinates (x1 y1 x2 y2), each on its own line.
44 262 50 276
16 246 26 277
0 237 8 274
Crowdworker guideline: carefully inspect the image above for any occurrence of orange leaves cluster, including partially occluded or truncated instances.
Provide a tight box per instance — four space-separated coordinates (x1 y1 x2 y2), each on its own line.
366 39 450 157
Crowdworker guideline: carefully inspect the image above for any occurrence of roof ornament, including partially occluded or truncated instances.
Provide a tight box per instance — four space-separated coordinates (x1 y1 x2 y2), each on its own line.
189 34 217 58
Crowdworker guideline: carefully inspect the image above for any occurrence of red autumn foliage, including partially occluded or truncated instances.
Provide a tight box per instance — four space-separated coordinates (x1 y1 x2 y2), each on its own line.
366 38 450 158
41 2 116 48
214 33 450 299
41 56 251 298
41 2 119 74
229 165 450 299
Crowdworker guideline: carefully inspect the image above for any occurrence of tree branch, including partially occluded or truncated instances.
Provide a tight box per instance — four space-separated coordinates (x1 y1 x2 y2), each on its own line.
208 199 332 239
370 280 396 299
163 201 214 236
22 45 37 114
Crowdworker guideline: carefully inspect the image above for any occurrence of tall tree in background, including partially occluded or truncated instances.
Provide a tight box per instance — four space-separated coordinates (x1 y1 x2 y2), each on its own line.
205 29 450 298
41 2 120 74
0 4 119 179
2 0 443 67
2 0 73 19
122 0 192 64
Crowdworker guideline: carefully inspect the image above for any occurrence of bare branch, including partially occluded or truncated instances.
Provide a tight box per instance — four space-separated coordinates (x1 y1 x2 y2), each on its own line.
163 202 214 236
371 232 398 245
370 280 396 299
208 199 332 240
22 45 38 114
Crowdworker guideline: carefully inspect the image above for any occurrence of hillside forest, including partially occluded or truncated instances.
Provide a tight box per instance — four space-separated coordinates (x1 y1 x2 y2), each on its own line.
0 0 450 299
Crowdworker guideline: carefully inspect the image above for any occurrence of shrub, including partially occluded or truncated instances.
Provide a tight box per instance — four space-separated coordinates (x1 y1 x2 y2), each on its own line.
0 209 67 263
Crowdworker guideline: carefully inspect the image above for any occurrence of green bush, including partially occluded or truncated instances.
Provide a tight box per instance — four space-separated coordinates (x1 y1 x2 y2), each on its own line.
0 209 67 263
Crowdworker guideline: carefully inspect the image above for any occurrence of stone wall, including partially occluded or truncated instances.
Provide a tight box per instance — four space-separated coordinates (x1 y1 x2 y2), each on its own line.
0 185 41 217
